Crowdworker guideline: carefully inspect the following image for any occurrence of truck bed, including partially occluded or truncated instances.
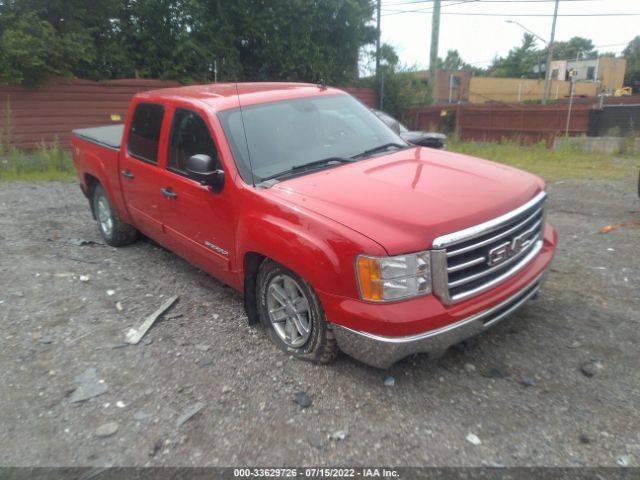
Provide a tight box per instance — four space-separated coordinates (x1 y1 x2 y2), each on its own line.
72 124 124 150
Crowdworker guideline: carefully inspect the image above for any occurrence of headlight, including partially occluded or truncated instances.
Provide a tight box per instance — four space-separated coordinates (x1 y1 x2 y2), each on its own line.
356 251 431 302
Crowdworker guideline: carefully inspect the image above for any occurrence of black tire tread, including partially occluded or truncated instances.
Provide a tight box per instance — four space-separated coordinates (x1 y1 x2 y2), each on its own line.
93 184 139 247
257 259 339 364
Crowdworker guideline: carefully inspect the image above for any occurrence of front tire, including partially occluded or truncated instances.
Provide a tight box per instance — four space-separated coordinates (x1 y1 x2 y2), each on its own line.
256 260 338 364
92 184 139 247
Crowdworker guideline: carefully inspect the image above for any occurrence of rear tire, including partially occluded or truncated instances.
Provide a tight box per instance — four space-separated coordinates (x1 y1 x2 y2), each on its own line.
256 259 338 364
92 184 139 247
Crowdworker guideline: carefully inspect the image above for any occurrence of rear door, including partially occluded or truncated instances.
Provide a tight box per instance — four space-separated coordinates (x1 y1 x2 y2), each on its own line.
155 106 236 280
120 102 168 240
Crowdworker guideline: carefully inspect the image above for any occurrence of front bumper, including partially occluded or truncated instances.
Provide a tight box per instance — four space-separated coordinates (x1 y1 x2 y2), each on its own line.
323 223 557 368
332 272 544 368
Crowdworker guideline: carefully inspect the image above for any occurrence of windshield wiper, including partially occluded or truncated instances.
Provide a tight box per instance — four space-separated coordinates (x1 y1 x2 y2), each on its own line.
351 142 409 159
259 156 354 182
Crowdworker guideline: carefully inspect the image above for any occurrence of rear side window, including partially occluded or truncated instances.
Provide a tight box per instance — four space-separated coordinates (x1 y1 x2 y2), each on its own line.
168 108 220 174
127 103 164 164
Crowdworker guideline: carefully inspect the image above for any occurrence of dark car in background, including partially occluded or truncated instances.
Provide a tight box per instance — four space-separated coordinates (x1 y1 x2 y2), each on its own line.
373 109 446 150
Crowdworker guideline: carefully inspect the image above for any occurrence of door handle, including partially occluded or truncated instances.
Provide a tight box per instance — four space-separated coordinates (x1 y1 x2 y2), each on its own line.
121 170 134 179
160 187 177 199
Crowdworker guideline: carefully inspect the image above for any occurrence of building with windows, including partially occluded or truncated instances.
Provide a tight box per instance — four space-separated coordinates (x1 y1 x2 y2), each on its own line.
549 57 626 94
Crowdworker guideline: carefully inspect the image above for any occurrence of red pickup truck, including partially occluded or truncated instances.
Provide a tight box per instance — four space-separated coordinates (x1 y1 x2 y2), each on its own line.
72 83 557 368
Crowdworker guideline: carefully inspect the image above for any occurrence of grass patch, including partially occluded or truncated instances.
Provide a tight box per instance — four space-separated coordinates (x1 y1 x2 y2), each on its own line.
448 139 638 181
0 141 75 181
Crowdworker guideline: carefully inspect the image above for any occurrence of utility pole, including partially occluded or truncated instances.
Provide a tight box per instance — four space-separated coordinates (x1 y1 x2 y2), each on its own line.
542 0 559 105
375 0 382 108
375 0 381 77
429 0 441 105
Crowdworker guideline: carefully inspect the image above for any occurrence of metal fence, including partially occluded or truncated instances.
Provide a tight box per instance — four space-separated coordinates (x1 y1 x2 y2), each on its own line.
0 78 377 150
0 78 186 150
588 104 640 137
402 103 593 146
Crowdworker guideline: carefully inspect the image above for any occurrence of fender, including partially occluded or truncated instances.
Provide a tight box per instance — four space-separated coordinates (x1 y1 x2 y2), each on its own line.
235 205 386 299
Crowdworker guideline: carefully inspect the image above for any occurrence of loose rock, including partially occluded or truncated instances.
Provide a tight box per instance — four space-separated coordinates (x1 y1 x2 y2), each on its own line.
69 368 108 403
222 385 232 394
134 410 151 421
579 434 592 444
616 455 631 467
466 433 482 446
95 422 118 438
384 376 396 387
292 392 312 408
519 378 535 388
483 368 507 379
580 360 604 378
329 430 348 441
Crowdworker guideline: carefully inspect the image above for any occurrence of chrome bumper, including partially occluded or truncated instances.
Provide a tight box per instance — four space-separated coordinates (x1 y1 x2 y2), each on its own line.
332 273 545 369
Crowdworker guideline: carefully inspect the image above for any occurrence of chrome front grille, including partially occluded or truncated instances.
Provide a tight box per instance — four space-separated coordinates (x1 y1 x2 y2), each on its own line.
431 192 546 304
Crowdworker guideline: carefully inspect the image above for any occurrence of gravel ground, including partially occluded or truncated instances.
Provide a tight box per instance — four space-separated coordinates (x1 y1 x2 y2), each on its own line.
0 178 638 467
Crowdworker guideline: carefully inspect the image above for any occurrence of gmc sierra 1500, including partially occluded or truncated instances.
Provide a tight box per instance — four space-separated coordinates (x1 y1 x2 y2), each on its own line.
72 83 557 368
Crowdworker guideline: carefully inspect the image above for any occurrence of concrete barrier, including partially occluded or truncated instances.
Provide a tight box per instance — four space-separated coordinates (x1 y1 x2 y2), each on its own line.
553 136 639 155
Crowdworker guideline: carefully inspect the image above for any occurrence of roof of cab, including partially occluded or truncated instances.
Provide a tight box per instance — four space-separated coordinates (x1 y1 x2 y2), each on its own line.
134 82 346 112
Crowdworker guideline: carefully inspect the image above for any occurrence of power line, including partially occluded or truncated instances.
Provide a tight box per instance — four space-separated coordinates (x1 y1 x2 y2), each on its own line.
382 10 640 16
384 0 604 6
594 42 629 48
440 11 640 15
382 0 477 16
383 0 601 4
382 0 602 7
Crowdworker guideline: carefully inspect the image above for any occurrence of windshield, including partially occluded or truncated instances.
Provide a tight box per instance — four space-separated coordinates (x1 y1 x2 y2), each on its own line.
218 94 407 184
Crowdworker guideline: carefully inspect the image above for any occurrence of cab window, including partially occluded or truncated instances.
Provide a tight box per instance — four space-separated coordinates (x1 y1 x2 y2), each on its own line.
168 108 220 175
127 103 164 164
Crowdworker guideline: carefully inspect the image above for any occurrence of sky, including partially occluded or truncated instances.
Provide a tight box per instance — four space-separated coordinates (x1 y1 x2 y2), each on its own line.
379 0 640 70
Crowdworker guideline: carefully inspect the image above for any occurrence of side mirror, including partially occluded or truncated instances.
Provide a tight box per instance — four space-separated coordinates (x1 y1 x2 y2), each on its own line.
186 154 225 193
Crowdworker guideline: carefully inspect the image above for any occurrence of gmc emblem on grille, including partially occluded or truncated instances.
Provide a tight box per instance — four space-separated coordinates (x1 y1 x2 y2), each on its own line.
487 230 533 266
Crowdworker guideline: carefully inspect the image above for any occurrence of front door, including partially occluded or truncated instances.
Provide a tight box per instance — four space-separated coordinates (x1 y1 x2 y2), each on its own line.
157 107 236 282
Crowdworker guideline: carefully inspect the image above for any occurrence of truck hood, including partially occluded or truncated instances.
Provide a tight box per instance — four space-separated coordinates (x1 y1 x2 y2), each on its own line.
268 147 545 254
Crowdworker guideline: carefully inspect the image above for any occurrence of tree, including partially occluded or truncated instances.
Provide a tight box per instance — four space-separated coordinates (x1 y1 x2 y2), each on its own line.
439 50 463 70
226 0 375 85
623 36 640 88
436 49 486 75
363 43 429 117
0 0 377 85
489 33 543 79
551 36 597 61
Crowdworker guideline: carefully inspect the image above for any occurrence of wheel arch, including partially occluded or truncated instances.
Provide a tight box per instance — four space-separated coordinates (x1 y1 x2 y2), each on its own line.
243 251 266 325
237 212 384 325
84 173 100 219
